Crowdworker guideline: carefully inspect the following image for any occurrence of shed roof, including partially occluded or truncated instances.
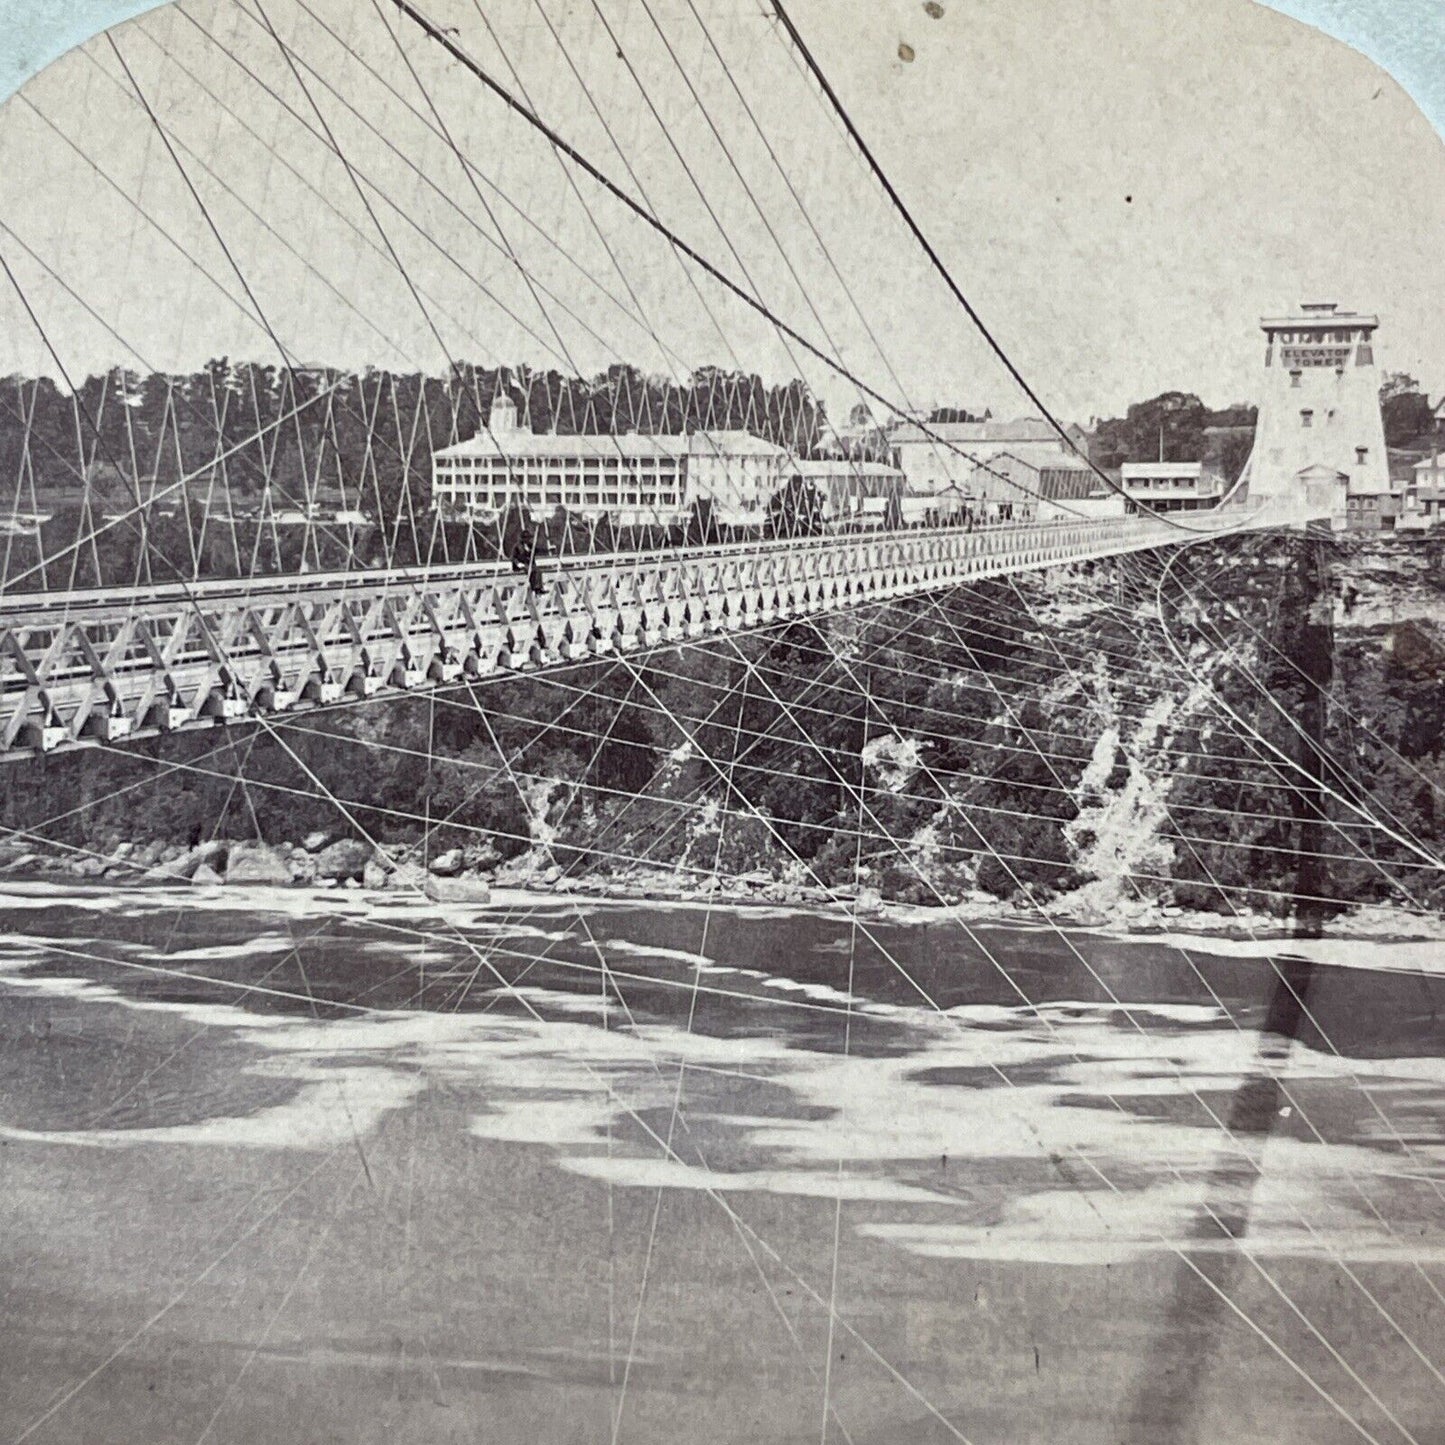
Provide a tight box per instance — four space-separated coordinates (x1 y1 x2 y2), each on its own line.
889 416 1063 448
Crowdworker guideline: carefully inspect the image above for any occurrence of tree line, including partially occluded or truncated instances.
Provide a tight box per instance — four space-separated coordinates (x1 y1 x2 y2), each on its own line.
1089 373 1438 482
0 360 827 587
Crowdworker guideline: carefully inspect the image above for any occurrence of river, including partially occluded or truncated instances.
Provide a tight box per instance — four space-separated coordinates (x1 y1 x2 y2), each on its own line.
1 882 1442 1444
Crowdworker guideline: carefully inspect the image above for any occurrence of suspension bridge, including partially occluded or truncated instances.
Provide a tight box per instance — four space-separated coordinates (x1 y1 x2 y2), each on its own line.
0 5 1441 1445
1 507 1288 759
0 0 1326 765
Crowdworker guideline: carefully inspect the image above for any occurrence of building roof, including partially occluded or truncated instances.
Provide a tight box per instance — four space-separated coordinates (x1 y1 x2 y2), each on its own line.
1261 303 1378 331
1120 462 1204 479
1414 455 1445 472
684 430 790 459
435 431 685 461
962 451 1102 503
889 415 1063 448
433 428 786 462
794 459 903 479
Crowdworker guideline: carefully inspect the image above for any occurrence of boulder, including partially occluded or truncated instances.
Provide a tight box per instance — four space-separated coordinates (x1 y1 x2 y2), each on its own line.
423 873 491 905
854 887 884 917
225 842 292 886
302 829 332 853
386 862 431 892
191 861 225 887
314 838 371 882
463 839 500 869
170 840 226 880
428 848 464 877
286 848 317 884
362 859 389 891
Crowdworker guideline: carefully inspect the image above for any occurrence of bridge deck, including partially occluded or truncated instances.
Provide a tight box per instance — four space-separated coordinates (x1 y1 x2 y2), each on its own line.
1 514 1261 760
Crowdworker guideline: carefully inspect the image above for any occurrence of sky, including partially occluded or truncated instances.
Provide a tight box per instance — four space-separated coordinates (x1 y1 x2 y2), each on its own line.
0 0 1440 425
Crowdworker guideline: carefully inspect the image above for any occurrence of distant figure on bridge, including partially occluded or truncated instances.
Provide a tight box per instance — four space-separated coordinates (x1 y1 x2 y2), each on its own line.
511 525 551 596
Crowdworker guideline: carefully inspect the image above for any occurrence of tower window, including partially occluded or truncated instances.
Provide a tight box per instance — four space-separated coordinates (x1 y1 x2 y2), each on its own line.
1356 447 1369 465
1290 371 1302 388
1300 410 1313 428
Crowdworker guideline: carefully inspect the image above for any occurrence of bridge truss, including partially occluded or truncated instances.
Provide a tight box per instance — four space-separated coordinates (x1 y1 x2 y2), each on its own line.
1 513 1258 760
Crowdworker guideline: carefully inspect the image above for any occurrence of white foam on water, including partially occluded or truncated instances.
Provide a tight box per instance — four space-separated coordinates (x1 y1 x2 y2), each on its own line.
857 1170 1445 1266
0 883 138 913
485 985 610 1016
4 884 1444 1269
469 1096 616 1148
944 1000 1227 1029
357 939 460 965
759 976 870 1008
145 934 298 965
0 971 95 1000
943 1003 1031 1025
604 938 717 969
0 962 299 1032
1127 931 1445 976
490 926 577 943
0 933 102 966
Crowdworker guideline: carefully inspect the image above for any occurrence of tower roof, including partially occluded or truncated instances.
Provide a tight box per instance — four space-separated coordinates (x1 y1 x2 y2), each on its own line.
1261 306 1378 331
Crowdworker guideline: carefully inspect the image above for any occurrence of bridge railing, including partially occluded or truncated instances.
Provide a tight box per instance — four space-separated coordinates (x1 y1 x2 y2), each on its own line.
0 509 1266 759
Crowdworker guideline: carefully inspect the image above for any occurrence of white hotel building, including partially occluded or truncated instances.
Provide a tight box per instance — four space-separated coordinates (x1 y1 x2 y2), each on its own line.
432 395 790 527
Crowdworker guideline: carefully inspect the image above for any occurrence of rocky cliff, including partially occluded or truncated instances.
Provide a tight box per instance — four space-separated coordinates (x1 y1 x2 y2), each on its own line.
5 533 1442 926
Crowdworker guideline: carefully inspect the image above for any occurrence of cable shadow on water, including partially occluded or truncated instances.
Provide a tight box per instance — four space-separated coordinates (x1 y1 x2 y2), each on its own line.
1123 954 1322 1445
1128 534 1379 1444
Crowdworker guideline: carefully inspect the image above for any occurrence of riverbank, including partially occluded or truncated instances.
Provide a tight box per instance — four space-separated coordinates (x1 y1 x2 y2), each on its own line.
4 830 1442 954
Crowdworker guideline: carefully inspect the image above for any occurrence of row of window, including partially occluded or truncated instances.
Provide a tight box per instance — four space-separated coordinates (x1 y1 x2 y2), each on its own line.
438 478 686 498
435 456 682 473
1272 329 1365 344
434 486 682 509
1126 477 1212 491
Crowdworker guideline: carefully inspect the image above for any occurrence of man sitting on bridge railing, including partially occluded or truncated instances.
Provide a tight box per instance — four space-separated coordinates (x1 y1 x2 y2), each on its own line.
510 525 552 597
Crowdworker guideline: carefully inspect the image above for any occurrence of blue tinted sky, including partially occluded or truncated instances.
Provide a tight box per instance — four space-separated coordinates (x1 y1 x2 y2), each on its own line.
0 1 1440 415
3 0 1440 132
